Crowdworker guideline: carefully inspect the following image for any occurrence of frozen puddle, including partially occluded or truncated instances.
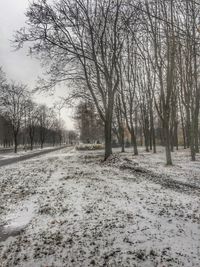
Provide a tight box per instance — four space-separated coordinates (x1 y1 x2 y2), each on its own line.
0 198 37 242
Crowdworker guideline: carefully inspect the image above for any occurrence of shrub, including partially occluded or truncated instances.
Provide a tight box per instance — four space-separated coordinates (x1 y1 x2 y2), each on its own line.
76 144 104 151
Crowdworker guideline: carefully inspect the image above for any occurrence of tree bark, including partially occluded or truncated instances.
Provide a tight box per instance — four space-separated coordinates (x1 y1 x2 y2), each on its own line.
30 138 34 150
163 122 172 165
14 134 18 153
121 127 125 153
190 119 196 161
104 119 112 160
130 128 138 155
150 114 156 153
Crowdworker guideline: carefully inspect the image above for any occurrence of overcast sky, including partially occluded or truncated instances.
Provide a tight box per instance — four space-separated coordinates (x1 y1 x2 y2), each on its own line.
0 0 74 129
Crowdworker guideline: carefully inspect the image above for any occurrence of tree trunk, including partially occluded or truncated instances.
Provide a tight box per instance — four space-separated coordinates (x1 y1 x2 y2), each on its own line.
144 130 149 152
163 122 172 165
130 128 138 155
150 114 156 153
41 141 44 149
121 127 125 153
186 111 190 148
183 126 186 149
149 127 152 151
170 126 174 152
53 138 55 147
174 122 178 150
30 138 34 150
181 122 186 149
152 128 156 154
194 114 199 153
14 134 18 153
104 119 112 160
190 119 196 161
139 127 143 146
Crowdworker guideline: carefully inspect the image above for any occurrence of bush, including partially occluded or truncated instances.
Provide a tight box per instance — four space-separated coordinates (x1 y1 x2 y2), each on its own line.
76 144 104 151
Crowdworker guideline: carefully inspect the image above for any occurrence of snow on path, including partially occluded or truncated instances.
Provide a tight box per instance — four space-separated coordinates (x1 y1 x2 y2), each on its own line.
0 146 56 160
0 148 200 267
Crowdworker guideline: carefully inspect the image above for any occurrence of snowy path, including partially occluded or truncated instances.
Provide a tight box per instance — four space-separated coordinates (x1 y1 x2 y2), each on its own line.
0 146 71 167
0 148 200 266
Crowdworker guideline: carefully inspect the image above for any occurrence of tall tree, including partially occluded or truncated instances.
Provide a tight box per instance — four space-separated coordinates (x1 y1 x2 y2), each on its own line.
14 0 135 159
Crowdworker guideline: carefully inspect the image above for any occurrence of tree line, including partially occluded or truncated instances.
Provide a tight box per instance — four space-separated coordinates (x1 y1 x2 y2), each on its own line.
74 101 104 144
14 0 200 164
0 68 74 152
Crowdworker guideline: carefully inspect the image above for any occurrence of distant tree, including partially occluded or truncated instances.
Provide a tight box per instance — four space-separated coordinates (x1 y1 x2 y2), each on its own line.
75 101 104 144
0 67 6 89
0 115 13 147
68 130 78 145
0 82 28 152
26 100 39 150
0 68 9 146
37 105 54 148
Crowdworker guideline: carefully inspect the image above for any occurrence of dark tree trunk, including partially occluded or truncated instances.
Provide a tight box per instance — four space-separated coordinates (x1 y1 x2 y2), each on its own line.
53 138 55 147
40 129 45 150
163 121 172 165
181 121 186 149
130 128 138 155
144 131 149 152
140 127 143 146
174 122 178 150
183 126 187 149
14 134 18 153
194 115 199 153
190 119 196 161
150 114 156 153
121 127 125 153
170 126 174 152
186 111 190 148
104 119 112 160
149 133 152 151
152 128 156 153
30 138 34 150
41 140 44 149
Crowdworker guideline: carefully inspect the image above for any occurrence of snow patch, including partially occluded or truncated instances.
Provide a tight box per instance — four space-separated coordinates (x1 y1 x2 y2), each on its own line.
2 198 37 234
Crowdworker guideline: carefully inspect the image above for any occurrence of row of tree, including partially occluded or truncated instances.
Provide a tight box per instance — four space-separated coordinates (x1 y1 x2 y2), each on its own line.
14 0 200 164
74 102 104 144
0 68 71 152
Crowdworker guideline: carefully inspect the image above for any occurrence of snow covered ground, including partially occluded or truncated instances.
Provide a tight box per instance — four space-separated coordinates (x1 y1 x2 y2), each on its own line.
0 147 200 266
113 146 200 188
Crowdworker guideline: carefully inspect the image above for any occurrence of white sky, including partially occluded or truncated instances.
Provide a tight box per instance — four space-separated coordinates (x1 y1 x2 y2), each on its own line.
0 0 75 130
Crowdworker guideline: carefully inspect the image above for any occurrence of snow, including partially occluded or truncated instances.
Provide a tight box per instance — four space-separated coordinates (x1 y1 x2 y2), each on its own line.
3 198 37 231
113 146 200 187
0 146 59 161
0 147 200 266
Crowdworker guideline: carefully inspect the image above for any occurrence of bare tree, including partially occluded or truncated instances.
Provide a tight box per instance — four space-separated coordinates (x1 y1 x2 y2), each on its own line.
12 0 200 164
0 83 28 153
14 0 142 160
26 100 39 150
37 104 54 149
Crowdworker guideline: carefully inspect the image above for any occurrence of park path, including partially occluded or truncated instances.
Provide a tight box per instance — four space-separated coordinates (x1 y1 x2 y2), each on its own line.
0 146 72 167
